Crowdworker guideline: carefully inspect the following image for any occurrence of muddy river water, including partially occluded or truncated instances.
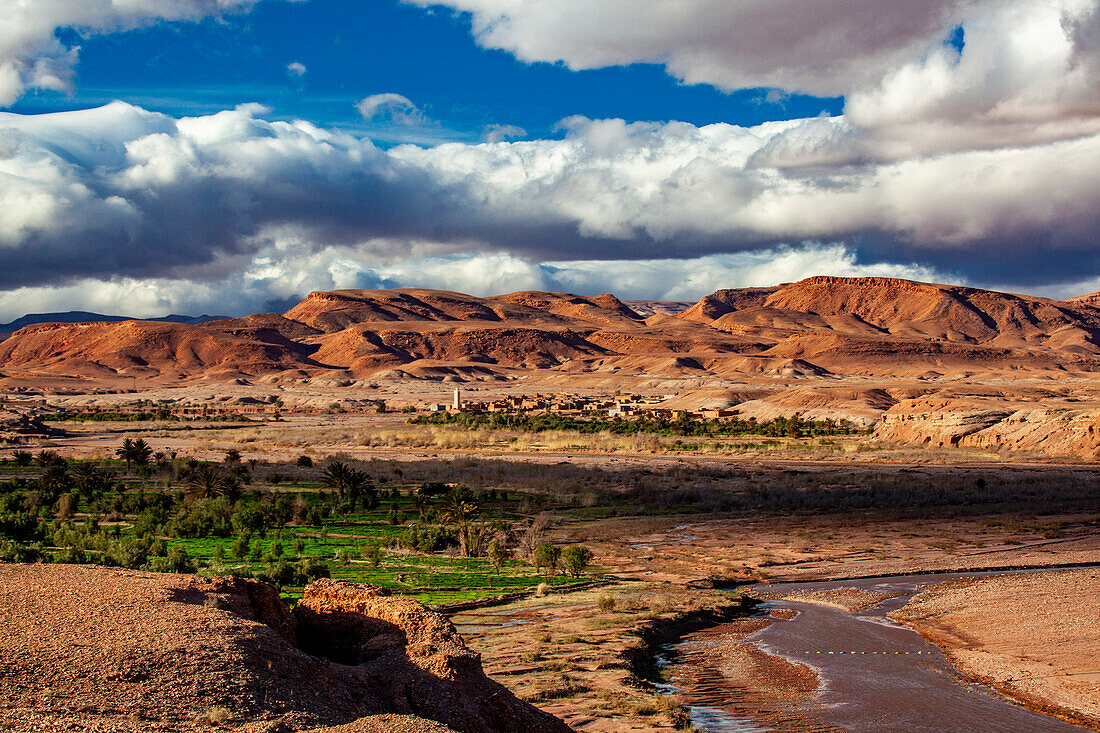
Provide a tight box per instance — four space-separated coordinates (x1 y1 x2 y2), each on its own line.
666 570 1090 732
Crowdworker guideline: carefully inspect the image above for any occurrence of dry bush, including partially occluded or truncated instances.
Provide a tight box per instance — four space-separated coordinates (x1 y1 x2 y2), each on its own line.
203 706 232 726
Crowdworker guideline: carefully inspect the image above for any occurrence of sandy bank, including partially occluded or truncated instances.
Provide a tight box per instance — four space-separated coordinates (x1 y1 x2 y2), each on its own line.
892 568 1100 730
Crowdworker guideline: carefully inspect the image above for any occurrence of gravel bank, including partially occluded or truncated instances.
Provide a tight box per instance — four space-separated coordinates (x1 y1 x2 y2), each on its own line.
892 568 1100 729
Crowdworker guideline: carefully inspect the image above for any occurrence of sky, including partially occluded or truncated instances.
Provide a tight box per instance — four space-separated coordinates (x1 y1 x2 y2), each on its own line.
0 0 1099 319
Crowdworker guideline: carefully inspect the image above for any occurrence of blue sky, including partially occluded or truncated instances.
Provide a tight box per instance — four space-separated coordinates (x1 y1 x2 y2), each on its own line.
0 0 1098 318
12 0 841 141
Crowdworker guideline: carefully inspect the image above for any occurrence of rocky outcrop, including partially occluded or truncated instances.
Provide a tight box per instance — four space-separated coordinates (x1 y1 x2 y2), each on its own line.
0 565 570 733
294 580 571 733
875 396 1100 460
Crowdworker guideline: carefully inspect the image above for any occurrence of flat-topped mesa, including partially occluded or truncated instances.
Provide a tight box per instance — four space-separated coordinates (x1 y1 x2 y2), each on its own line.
676 276 1100 352
284 289 507 331
492 290 644 325
284 288 649 334
795 275 945 291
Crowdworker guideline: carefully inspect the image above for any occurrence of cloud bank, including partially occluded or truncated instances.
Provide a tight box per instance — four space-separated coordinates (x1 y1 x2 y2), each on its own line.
410 0 1100 151
0 0 1098 317
1 100 1099 312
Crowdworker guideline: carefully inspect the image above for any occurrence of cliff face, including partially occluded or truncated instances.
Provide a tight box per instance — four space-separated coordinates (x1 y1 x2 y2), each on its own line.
0 565 569 733
874 396 1100 460
294 580 571 733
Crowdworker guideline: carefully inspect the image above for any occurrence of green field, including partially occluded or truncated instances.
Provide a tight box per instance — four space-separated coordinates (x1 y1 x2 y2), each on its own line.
0 450 596 606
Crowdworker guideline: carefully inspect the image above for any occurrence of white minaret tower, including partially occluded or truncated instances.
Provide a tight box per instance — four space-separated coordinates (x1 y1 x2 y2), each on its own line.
453 388 461 410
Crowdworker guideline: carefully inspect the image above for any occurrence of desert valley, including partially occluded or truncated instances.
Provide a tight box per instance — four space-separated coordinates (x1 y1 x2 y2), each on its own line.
4 1 1100 731
1 276 1099 732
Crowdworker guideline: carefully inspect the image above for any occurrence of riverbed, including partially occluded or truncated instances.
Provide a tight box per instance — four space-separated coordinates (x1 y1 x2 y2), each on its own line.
666 570 1093 732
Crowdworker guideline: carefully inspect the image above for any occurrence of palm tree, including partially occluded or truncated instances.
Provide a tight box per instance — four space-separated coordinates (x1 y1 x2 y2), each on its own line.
438 487 480 557
11 450 32 467
116 438 153 472
38 462 71 497
320 461 366 503
116 438 135 471
130 438 153 469
73 463 105 499
186 465 231 501
180 457 200 479
35 450 60 467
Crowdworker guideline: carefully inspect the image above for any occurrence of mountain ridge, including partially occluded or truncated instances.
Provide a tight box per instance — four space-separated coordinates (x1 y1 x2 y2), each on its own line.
2 276 1100 386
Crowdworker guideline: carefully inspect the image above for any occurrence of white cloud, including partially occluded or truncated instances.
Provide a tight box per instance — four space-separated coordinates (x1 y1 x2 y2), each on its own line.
0 0 259 106
0 101 1098 307
403 0 996 96
0 244 951 322
355 93 427 126
286 61 307 77
483 123 526 143
408 0 1100 155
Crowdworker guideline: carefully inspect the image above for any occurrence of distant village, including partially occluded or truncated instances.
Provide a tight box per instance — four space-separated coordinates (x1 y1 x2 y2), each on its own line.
427 389 738 421
5 390 742 423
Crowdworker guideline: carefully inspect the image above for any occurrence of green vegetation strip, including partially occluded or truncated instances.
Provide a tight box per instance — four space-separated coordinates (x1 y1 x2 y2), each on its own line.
411 410 867 438
0 448 596 606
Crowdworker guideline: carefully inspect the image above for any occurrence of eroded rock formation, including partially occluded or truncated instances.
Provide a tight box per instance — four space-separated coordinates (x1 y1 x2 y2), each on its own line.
0 565 570 733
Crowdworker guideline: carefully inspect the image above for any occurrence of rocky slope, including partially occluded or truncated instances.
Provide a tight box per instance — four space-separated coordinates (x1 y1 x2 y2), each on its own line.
873 392 1100 460
0 565 569 733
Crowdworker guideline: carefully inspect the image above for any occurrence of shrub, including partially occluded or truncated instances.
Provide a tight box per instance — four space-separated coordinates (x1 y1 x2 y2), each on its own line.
561 545 594 577
534 542 561 575
232 535 251 560
0 541 45 563
596 594 616 613
486 539 508 573
149 546 196 574
363 545 383 568
106 539 148 569
401 524 457 553
55 546 86 564
204 706 232 725
298 557 330 582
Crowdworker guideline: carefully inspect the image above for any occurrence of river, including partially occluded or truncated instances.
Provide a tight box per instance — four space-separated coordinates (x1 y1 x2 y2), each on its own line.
665 570 1091 732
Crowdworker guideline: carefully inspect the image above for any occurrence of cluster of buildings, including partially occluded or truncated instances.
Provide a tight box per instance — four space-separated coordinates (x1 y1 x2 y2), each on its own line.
429 389 739 420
